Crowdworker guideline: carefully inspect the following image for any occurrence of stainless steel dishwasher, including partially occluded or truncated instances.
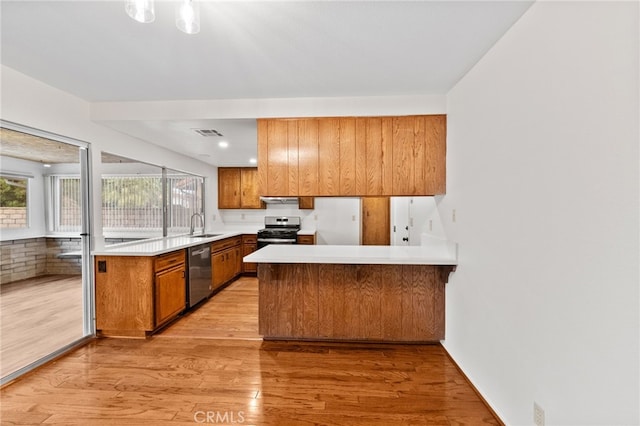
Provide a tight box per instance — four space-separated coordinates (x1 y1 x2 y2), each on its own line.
187 243 212 308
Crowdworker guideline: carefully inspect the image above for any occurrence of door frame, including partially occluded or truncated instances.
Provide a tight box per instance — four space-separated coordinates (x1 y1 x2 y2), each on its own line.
0 120 95 385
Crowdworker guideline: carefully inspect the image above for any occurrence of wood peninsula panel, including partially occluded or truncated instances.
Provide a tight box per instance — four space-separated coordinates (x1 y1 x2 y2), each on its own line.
258 263 447 342
318 118 340 196
95 256 154 336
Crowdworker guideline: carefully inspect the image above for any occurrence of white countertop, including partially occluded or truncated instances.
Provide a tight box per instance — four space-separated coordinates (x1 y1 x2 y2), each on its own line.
92 227 318 256
92 232 244 256
243 241 457 266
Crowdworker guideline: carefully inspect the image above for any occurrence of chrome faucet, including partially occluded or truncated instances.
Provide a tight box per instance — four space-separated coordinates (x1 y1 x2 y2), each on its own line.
189 212 204 236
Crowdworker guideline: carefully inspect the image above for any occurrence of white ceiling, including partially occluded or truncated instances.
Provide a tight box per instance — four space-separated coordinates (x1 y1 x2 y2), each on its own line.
1 0 533 166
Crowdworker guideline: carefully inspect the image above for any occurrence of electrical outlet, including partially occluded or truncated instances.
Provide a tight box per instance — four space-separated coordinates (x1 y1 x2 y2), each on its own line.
429 220 433 231
241 213 245 220
452 209 457 223
352 215 356 221
533 402 545 426
314 214 318 221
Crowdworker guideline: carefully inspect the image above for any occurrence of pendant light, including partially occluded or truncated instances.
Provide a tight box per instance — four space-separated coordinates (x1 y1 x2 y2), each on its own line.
176 0 200 35
125 0 155 23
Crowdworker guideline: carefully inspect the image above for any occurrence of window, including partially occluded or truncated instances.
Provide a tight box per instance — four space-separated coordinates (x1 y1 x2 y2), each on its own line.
0 175 29 229
50 176 82 232
167 172 204 235
49 173 204 235
102 175 163 232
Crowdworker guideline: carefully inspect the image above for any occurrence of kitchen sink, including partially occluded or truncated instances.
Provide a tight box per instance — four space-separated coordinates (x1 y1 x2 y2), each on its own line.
189 233 222 238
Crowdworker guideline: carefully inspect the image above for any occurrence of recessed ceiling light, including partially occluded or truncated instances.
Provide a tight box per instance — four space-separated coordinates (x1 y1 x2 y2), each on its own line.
218 141 229 148
43 164 51 168
249 158 257 164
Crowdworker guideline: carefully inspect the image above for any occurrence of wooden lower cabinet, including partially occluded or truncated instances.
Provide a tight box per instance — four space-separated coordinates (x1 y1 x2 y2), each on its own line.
95 250 186 338
211 236 242 290
296 234 315 245
242 234 258 273
155 265 186 326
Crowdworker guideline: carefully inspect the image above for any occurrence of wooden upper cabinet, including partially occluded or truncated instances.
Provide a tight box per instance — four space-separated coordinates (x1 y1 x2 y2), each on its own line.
218 167 264 209
297 119 319 196
257 115 445 197
240 168 262 208
218 168 241 209
318 118 340 196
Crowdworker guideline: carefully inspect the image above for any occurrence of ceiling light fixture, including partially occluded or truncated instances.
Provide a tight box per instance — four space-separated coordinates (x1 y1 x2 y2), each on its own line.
249 158 257 164
176 0 200 34
218 141 229 148
125 0 200 35
125 0 155 23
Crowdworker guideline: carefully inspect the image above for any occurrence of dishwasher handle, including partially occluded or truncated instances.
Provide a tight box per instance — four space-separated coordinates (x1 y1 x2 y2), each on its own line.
190 247 210 257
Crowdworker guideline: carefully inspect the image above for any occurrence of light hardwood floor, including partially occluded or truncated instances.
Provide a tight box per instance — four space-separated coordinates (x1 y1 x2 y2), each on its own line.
1 276 501 425
0 275 84 378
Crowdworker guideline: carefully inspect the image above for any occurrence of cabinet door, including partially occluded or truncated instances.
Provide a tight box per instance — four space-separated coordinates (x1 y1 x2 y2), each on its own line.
240 168 264 209
298 119 319 196
298 197 314 209
318 118 340 196
361 197 390 245
231 247 241 277
218 168 241 209
392 117 416 195
242 242 257 273
212 250 227 290
155 266 185 326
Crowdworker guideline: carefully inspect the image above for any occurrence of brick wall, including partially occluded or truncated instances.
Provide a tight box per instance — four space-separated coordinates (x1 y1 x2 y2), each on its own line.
45 238 82 275
0 237 83 285
0 237 143 285
0 207 27 228
0 237 47 284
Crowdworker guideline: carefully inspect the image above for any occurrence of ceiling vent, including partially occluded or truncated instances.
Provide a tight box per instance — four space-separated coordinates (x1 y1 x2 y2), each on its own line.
193 129 223 137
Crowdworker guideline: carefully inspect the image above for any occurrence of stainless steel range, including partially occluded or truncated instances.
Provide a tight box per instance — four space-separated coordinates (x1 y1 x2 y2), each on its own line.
257 216 301 249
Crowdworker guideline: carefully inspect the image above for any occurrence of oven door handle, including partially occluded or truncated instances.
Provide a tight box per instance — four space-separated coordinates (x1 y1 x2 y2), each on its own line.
257 238 297 243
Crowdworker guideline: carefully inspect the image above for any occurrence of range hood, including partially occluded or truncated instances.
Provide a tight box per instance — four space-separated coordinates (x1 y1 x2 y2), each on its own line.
260 196 299 205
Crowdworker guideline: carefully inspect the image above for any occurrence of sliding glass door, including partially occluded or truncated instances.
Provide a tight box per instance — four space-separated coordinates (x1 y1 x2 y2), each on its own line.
0 122 93 384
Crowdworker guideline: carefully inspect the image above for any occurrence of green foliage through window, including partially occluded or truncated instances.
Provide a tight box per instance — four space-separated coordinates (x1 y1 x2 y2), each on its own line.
0 177 27 207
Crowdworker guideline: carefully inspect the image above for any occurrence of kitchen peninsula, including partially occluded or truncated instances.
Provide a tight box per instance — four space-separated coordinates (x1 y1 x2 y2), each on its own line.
244 242 457 343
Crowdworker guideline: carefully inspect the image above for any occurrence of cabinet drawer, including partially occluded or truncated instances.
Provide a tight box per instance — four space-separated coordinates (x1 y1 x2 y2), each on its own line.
242 234 257 244
155 250 185 272
211 236 242 253
297 234 315 245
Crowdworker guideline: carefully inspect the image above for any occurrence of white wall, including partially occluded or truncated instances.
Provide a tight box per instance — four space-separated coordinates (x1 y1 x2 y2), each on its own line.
218 198 362 245
440 2 639 425
1 66 218 249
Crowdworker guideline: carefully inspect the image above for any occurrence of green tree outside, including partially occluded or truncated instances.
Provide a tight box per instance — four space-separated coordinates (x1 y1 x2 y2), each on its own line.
0 177 27 207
